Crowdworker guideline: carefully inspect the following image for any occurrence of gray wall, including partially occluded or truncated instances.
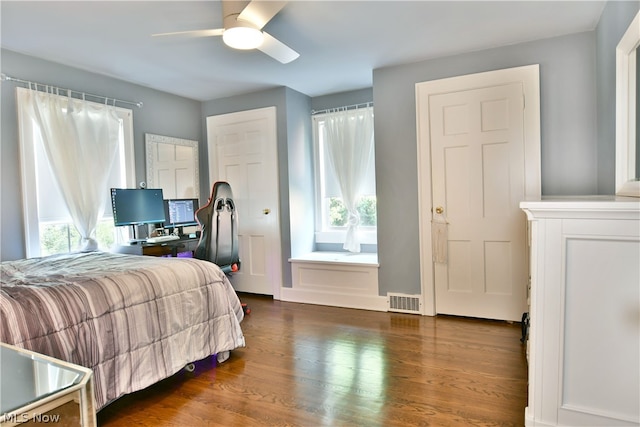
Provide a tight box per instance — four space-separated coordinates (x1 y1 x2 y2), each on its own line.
311 88 373 112
1 49 202 261
286 89 315 262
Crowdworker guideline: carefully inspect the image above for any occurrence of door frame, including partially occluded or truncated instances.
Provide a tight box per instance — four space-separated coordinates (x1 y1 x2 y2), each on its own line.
415 65 541 316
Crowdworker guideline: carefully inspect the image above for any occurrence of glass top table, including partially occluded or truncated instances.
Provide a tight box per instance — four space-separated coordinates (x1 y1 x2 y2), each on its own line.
0 343 96 426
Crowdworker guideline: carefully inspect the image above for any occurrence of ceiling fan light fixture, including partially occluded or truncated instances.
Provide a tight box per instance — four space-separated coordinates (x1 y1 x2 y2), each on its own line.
223 24 264 50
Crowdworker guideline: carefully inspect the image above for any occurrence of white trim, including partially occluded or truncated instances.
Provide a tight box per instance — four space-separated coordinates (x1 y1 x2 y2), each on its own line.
17 91 40 258
289 251 378 266
287 251 382 311
415 64 541 316
121 109 136 188
615 10 640 197
280 287 388 312
520 196 640 221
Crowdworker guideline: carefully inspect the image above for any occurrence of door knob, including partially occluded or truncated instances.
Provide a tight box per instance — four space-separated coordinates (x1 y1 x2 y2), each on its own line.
435 206 444 214
263 208 271 215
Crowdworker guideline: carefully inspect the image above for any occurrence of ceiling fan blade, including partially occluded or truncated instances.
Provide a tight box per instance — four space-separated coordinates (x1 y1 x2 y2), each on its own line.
238 0 287 30
258 32 299 64
152 28 224 38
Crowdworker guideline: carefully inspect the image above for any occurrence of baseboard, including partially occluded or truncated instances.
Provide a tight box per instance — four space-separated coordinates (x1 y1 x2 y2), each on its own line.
524 407 554 427
280 287 388 312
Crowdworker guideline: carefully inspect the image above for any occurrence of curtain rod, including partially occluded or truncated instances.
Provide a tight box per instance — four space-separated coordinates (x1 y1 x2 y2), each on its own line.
311 101 373 115
0 73 143 108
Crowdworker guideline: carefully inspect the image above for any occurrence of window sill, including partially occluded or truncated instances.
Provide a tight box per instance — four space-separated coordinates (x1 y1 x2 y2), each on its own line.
289 251 379 267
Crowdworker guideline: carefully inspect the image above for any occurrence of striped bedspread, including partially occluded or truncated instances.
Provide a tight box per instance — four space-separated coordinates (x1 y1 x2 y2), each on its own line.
0 251 245 410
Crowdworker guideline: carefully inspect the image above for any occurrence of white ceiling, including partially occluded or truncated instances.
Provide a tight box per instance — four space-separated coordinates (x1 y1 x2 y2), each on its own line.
1 1 606 101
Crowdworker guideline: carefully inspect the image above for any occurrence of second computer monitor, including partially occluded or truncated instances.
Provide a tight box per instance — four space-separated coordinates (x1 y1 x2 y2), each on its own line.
164 198 199 231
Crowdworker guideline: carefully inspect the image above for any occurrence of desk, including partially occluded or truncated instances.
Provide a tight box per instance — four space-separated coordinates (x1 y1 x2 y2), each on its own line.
0 343 96 427
112 237 199 257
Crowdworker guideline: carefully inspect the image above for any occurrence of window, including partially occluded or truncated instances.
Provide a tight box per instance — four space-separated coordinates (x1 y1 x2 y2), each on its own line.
312 106 377 246
17 88 135 257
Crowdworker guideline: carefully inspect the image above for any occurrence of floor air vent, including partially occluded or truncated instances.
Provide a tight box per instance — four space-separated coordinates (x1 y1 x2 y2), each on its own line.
387 293 422 314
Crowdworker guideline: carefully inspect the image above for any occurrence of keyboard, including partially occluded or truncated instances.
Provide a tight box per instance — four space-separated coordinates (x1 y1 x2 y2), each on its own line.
146 235 180 244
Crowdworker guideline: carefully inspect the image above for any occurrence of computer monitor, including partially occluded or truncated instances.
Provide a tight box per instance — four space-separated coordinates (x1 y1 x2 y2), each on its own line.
163 198 200 229
110 188 166 227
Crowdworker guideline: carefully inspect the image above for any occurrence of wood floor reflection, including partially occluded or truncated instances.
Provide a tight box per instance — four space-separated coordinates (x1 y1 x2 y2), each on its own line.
98 293 527 426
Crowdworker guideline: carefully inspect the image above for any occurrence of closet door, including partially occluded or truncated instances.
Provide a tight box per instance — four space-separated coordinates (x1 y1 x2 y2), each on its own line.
206 107 282 297
416 65 541 320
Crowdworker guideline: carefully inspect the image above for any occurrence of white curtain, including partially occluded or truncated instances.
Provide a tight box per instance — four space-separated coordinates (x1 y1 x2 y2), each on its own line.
23 87 121 252
323 106 375 252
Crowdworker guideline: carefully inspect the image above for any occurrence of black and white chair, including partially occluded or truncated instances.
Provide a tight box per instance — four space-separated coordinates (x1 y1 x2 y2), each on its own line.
194 181 240 273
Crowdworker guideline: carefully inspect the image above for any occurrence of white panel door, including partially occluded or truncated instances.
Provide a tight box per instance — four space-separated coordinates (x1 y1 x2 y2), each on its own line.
429 83 527 321
417 65 540 321
206 107 281 297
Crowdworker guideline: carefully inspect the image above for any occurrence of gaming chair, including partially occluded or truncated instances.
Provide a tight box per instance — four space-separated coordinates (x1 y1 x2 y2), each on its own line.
194 181 241 274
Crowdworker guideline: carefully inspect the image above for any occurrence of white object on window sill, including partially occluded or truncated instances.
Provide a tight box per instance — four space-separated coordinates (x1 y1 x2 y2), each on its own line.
315 230 377 245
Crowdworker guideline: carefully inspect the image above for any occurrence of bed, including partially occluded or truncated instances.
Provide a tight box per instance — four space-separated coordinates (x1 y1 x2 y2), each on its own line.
0 251 245 410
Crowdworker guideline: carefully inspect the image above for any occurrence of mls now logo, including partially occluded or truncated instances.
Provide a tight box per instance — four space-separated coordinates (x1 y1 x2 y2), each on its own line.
2 413 61 423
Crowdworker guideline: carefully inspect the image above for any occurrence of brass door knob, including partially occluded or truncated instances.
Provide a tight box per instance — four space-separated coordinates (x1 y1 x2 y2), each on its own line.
435 206 444 214
263 208 271 215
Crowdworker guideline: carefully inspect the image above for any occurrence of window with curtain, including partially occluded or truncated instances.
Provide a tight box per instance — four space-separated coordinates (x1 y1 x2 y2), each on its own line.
312 106 376 252
16 87 135 258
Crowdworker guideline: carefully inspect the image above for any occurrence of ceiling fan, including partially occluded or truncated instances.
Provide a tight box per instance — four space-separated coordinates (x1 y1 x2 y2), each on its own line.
152 0 299 64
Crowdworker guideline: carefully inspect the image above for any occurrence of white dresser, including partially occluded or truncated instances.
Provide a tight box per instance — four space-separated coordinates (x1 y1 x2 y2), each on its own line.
520 197 640 427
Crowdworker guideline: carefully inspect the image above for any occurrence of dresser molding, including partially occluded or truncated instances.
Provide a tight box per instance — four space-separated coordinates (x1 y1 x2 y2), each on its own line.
521 196 640 220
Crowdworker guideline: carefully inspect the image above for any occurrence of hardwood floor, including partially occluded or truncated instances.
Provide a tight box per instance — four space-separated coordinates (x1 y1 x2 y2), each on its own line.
97 293 528 426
